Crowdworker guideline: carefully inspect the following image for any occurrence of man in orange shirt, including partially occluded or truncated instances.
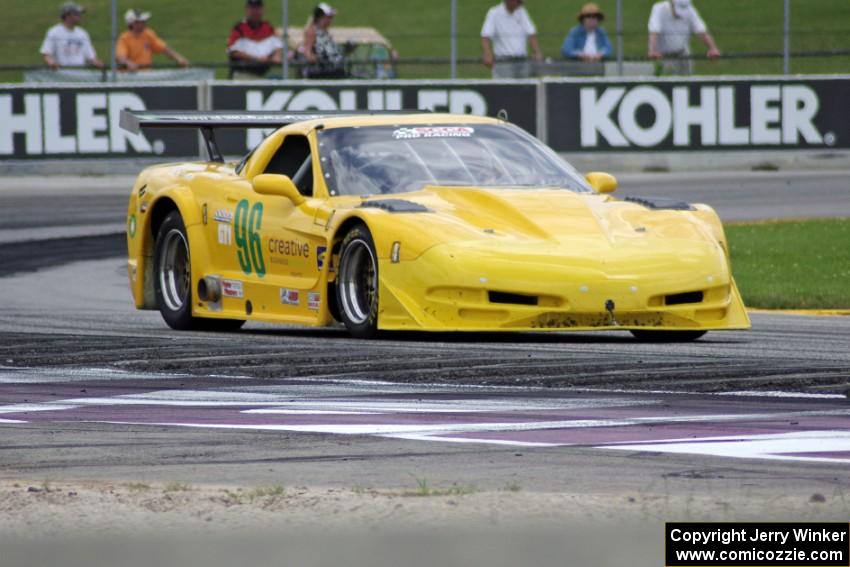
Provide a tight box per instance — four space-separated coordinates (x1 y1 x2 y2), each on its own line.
116 9 189 70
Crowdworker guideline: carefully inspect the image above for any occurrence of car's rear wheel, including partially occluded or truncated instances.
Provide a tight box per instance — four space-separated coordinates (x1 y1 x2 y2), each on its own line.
336 224 379 339
154 211 244 332
630 330 707 342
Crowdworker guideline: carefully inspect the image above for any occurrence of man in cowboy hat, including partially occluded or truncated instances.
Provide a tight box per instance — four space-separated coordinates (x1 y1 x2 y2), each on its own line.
648 0 720 75
116 9 189 70
561 3 612 61
40 2 104 70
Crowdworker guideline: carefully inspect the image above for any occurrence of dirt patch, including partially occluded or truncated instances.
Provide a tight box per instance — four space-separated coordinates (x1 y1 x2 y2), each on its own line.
1 479 847 540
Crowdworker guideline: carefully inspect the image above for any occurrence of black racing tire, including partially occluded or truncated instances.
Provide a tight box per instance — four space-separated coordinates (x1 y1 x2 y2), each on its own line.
335 224 380 339
154 212 196 330
153 211 244 332
630 330 707 342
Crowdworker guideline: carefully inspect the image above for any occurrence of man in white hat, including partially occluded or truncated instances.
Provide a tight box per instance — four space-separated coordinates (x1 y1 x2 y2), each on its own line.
481 0 543 79
40 2 104 70
116 9 189 70
648 0 720 75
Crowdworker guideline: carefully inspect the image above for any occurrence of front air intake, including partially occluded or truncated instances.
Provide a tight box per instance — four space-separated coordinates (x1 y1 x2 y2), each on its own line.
665 291 704 306
489 291 539 306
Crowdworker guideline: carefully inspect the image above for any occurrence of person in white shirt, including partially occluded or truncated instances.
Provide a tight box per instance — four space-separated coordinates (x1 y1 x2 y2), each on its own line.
481 0 543 79
40 2 104 70
647 0 720 75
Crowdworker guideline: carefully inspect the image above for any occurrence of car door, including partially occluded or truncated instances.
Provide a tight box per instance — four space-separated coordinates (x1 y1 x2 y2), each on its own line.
241 133 327 320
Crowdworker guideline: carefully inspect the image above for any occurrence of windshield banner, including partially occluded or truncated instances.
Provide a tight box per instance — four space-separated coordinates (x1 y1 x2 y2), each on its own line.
545 77 850 152
210 81 539 156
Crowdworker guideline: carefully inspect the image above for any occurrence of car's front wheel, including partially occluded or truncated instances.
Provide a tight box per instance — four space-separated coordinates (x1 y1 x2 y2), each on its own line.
630 330 707 342
336 224 379 339
154 211 244 332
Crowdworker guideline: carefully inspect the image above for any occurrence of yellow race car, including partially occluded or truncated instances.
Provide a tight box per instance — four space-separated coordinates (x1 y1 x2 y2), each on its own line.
121 110 749 340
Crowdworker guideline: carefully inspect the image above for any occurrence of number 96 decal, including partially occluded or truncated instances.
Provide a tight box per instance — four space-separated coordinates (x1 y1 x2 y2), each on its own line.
234 200 266 277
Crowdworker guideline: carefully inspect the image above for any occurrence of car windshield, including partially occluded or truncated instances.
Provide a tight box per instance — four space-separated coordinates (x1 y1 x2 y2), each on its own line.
316 124 592 196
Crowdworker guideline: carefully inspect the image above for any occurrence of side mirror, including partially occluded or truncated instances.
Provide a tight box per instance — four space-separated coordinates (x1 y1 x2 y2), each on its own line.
252 174 305 205
585 172 618 194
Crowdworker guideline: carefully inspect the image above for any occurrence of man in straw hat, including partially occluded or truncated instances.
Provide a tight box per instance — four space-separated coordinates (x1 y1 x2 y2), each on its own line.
40 2 103 70
648 0 720 75
116 9 189 70
561 3 612 61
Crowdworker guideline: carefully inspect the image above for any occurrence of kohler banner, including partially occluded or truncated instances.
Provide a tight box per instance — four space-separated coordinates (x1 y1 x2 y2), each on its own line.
0 84 199 159
546 78 850 152
210 81 538 155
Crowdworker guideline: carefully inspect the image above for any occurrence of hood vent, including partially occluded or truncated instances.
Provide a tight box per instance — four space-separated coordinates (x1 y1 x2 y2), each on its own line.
624 196 695 211
359 199 431 213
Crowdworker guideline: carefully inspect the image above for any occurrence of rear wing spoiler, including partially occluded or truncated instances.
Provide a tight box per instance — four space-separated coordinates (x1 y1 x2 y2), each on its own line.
119 110 428 162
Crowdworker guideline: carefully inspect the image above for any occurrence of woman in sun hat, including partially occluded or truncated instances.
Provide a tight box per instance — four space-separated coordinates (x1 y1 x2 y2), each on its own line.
561 3 612 61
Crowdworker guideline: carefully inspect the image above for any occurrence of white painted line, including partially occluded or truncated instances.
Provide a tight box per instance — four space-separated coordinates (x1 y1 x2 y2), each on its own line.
0 418 26 423
598 431 850 464
576 387 848 400
0 403 80 414
93 408 850 438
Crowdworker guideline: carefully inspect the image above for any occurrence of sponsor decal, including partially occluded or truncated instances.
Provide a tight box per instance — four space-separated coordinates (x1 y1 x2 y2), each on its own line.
221 279 244 299
127 214 137 238
392 126 474 140
307 292 321 311
268 238 310 258
214 209 233 224
138 184 147 198
579 84 828 149
317 246 334 272
280 288 300 306
139 202 148 213
234 200 266 278
217 224 233 246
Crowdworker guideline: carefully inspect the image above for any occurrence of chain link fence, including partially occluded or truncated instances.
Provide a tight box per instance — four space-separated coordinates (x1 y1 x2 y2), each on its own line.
1 0 849 82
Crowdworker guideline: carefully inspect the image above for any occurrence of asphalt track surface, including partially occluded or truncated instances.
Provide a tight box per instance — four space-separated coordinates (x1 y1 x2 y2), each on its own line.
0 172 848 544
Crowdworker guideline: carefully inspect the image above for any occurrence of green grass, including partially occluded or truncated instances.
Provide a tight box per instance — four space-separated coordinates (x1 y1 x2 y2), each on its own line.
3 0 850 81
727 218 850 309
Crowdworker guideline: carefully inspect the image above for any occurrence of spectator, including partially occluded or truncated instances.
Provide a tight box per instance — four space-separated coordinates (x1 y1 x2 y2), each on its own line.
648 0 720 75
561 3 612 62
40 2 104 70
227 0 283 79
302 3 346 79
481 0 543 79
116 10 189 71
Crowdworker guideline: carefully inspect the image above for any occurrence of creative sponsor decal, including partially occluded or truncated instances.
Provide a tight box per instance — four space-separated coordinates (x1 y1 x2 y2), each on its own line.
234 199 265 278
221 279 244 298
217 224 233 246
268 238 310 258
392 126 474 139
280 288 300 306
214 209 233 223
307 292 321 311
127 214 136 238
546 79 850 152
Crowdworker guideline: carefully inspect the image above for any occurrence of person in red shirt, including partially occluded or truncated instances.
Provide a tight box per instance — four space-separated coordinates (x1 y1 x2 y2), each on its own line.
227 0 283 79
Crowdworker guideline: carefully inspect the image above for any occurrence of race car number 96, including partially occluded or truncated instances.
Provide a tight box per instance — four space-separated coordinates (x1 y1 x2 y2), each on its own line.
234 200 266 278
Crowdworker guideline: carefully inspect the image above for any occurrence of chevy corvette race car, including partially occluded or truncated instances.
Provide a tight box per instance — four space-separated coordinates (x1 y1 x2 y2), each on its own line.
121 110 750 340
